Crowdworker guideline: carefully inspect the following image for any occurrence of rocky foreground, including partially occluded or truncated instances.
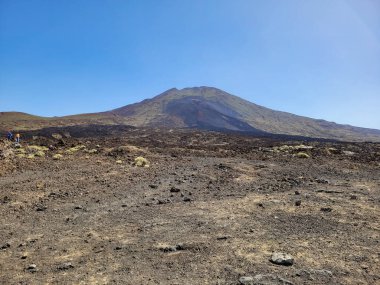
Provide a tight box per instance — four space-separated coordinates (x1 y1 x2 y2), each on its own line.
0 129 379 284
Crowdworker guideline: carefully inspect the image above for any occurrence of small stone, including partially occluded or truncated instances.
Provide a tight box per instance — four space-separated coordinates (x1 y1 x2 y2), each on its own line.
296 269 333 279
270 252 294 266
313 269 333 277
239 276 254 284
217 236 229 240
350 195 358 200
57 262 74 270
183 197 192 202
320 207 332 212
157 199 171 205
295 200 301 206
316 178 329 184
160 246 177 252
27 264 37 273
170 187 180 193
294 191 300 195
36 205 47 212
0 243 10 250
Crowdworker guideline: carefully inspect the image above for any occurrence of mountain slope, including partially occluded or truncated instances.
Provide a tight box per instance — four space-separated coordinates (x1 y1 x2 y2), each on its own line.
1 87 380 141
0 112 125 131
110 87 380 141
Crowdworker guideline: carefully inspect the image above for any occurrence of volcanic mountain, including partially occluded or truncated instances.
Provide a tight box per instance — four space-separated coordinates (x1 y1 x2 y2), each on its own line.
1 87 380 141
108 87 380 141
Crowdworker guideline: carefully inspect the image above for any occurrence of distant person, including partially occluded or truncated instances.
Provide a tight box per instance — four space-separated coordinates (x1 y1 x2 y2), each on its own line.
7 131 13 141
15 133 20 143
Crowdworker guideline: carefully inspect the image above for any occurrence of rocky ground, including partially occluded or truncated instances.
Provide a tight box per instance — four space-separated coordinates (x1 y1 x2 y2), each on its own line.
0 128 379 284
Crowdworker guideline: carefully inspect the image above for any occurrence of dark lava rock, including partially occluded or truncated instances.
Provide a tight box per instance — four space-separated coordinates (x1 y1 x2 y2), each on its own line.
183 197 192 202
160 246 177 252
320 207 332 212
0 243 10 250
157 199 171 205
316 178 329 184
57 262 74 271
1 196 10 204
175 243 185 250
149 184 158 189
296 268 333 279
36 205 47 212
295 200 302 206
294 191 300 195
170 187 181 193
350 195 358 200
270 252 294 266
26 264 37 273
216 236 230 240
159 243 185 253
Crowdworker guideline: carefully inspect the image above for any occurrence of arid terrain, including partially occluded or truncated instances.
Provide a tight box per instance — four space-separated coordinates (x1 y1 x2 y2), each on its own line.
1 128 380 284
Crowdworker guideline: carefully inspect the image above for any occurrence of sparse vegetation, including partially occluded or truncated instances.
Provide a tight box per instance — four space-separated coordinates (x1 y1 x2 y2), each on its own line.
134 156 150 167
53 154 63 160
34 150 45 157
296 152 310 158
65 145 86 154
27 145 49 152
52 133 63 139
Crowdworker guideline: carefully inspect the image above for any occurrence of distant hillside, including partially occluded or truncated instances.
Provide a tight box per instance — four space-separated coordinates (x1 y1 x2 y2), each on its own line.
0 112 126 132
1 87 380 142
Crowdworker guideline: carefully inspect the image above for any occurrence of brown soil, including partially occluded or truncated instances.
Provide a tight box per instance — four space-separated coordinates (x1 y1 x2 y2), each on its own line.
0 129 379 284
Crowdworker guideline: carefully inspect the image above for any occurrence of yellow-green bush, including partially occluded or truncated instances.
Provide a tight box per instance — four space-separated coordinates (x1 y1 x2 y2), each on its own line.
14 148 26 154
27 145 49 152
134 156 150 167
296 152 310 158
34 151 45 157
65 145 86 155
53 154 63 160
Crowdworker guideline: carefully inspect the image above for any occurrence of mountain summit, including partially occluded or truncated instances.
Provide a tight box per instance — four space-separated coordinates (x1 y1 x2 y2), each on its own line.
110 87 264 133
1 86 380 141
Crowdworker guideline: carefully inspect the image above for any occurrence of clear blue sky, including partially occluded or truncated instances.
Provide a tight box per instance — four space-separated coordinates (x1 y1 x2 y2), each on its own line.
1 0 379 129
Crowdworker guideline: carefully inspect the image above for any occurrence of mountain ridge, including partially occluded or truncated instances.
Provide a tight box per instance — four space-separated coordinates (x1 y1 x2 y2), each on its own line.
1 86 380 142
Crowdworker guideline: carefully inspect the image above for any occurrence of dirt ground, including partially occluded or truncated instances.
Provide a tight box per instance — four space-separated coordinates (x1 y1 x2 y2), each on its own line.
0 129 379 284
